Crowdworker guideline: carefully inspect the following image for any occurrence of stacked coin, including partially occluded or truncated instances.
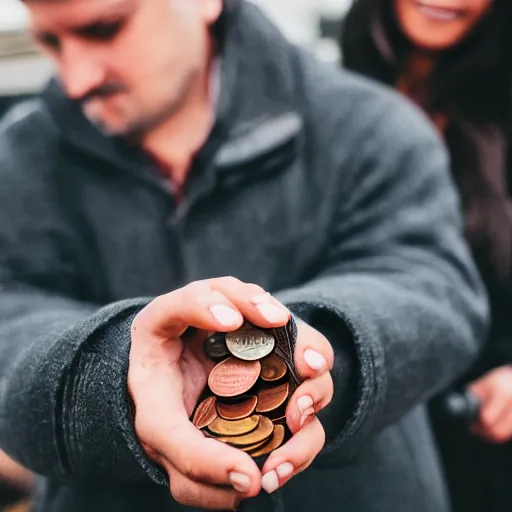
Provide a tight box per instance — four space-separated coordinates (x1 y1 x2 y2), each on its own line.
191 319 299 458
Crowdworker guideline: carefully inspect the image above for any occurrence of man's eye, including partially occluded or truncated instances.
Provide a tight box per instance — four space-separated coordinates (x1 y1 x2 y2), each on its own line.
80 20 124 41
38 33 61 52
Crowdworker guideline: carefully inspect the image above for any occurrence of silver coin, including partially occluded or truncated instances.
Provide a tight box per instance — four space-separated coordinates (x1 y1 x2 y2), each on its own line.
203 333 229 359
226 324 275 361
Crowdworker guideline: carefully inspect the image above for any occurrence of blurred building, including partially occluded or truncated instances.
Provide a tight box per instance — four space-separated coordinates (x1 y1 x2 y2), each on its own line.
0 0 350 116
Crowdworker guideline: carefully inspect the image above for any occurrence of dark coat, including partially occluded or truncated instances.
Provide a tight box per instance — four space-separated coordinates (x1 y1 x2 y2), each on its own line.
0 2 487 511
341 2 512 509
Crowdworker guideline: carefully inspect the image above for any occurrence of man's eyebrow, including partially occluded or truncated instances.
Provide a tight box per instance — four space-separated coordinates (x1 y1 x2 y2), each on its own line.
33 0 136 40
71 14 128 38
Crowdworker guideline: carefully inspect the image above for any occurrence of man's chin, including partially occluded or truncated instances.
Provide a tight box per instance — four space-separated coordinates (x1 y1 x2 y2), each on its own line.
83 106 158 140
84 113 135 138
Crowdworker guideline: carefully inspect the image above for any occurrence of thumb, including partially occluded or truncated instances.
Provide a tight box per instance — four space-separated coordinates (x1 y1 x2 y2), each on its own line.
158 415 262 496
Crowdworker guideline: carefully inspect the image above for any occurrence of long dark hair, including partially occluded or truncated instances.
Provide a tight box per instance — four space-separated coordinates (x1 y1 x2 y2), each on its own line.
341 0 512 282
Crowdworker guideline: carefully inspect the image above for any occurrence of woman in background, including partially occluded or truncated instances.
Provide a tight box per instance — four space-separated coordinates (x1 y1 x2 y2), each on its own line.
340 1 512 511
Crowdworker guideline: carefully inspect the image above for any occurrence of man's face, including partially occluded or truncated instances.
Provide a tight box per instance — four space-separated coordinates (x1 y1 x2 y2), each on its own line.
25 0 222 137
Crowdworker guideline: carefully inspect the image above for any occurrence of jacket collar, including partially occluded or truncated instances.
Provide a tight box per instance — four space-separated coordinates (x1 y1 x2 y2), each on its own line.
41 0 303 175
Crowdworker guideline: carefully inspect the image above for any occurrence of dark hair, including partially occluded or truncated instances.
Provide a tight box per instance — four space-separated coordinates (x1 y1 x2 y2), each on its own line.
341 0 512 281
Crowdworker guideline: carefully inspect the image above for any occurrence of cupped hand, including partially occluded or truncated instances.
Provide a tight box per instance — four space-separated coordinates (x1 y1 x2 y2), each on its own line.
128 277 292 509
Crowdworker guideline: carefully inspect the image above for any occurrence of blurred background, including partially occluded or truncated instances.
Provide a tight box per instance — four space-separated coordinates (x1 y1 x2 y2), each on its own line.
0 0 352 117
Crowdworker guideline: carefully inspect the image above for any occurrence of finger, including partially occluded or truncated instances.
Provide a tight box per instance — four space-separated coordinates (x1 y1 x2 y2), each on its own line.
167 465 246 510
143 414 262 495
285 373 334 433
482 407 512 444
467 380 491 404
133 282 245 340
260 416 325 494
293 320 334 379
209 277 290 328
130 349 261 495
477 395 508 434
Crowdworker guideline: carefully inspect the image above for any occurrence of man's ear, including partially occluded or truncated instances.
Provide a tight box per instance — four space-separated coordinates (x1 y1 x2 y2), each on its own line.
198 0 223 25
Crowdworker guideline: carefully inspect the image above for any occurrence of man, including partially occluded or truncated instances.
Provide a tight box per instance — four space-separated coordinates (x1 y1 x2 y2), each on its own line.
0 0 488 511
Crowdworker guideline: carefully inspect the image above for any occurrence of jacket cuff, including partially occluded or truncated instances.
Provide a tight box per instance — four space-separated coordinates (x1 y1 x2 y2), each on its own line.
64 298 167 485
286 303 360 468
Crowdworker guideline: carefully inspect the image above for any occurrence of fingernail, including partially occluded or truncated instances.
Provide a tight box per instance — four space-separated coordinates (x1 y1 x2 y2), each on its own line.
262 470 280 494
276 462 294 480
229 472 251 493
304 349 327 371
299 409 314 428
256 303 288 323
210 305 242 327
297 395 314 415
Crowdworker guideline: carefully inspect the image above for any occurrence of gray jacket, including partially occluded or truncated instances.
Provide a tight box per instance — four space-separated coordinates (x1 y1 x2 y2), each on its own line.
0 2 488 511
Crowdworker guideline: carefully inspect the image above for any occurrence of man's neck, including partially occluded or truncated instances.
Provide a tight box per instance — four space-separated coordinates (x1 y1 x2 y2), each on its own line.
141 49 217 190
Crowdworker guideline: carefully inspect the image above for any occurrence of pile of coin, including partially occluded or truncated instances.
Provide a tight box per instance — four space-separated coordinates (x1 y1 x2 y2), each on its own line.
191 320 299 458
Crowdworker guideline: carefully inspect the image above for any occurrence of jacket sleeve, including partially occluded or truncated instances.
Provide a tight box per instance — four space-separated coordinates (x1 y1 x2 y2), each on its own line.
0 112 162 485
275 101 489 467
0 288 157 483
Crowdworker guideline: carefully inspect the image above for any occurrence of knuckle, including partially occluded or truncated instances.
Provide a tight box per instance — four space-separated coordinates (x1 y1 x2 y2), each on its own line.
170 484 191 507
245 282 266 295
151 294 168 311
327 344 335 368
496 376 506 388
131 304 154 332
184 280 208 298
223 276 241 285
317 422 326 449
182 461 195 481
169 472 197 507
325 374 335 403
135 418 159 445
316 377 334 410
306 418 326 452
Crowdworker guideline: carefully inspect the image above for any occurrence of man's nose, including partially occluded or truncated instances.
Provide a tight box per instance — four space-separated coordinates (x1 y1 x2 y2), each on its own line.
59 41 106 101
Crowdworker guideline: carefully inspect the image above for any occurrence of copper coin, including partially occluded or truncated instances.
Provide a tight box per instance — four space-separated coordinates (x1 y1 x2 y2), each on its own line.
226 323 275 361
267 403 287 420
217 396 258 420
272 415 287 424
240 437 270 452
261 353 287 382
208 357 261 398
208 415 259 437
215 416 274 446
203 333 229 359
216 393 254 405
249 424 285 457
256 381 290 413
192 396 218 429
